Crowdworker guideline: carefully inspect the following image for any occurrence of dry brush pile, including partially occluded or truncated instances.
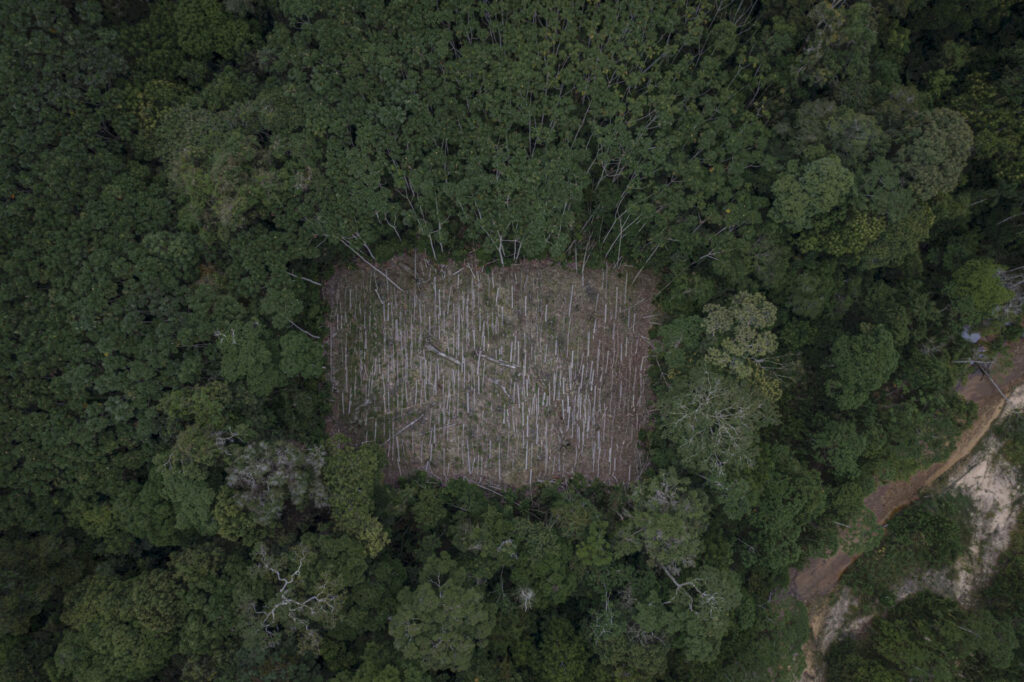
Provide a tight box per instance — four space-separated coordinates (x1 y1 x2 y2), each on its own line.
326 252 658 487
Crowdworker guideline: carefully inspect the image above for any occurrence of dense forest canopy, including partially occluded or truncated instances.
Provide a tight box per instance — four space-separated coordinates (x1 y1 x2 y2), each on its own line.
2 0 1024 679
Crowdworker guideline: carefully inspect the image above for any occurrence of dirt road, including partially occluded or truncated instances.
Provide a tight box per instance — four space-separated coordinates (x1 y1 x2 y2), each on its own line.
788 341 1024 681
788 340 1024 604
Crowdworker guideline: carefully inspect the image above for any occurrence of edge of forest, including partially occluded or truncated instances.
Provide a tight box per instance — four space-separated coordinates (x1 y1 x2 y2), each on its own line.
794 339 1024 679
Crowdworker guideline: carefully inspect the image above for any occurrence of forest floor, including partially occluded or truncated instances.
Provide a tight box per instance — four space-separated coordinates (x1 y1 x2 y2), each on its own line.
792 338 1024 680
325 252 659 488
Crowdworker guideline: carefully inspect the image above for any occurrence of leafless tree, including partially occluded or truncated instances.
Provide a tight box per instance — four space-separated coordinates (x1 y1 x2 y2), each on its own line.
251 545 342 653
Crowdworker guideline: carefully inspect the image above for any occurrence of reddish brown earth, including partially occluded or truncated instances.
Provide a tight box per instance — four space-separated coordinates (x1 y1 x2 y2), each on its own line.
788 339 1024 603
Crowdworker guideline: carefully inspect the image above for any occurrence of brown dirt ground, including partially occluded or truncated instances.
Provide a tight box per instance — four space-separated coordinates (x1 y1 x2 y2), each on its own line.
790 339 1024 679
788 339 1024 604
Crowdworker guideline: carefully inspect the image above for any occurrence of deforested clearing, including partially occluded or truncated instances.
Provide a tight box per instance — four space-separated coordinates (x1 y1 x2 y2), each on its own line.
326 252 659 488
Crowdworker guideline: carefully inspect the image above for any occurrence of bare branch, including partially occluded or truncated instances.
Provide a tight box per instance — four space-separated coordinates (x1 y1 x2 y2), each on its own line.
289 320 321 339
287 271 322 287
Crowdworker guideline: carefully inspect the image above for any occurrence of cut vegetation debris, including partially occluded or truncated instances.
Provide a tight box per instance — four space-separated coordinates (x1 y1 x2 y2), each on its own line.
326 252 659 487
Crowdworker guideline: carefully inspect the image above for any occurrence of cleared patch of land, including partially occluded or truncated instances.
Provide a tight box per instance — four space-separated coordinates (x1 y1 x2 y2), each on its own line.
325 252 658 488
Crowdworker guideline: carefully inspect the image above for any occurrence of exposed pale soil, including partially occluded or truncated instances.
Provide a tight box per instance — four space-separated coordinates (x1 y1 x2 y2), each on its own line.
890 454 1020 601
792 339 1024 681
946 445 1021 601
791 340 1024 603
890 388 1023 606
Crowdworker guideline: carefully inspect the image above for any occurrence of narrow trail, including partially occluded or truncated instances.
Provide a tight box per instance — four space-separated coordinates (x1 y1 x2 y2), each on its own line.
788 340 1024 679
788 340 1024 604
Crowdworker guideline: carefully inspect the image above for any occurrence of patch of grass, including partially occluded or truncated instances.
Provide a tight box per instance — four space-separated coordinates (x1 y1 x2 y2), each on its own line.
838 506 885 556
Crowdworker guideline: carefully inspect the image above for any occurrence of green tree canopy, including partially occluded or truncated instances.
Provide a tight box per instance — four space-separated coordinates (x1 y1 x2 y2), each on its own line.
702 291 779 379
388 553 496 673
626 469 711 573
53 570 185 682
944 258 1012 326
826 324 900 410
771 155 855 233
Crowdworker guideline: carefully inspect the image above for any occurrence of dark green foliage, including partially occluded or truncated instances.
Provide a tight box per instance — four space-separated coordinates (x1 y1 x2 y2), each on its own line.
744 449 827 577
827 591 1018 681
971 520 1024 678
3 0 1022 678
0 533 87 681
53 569 186 681
995 411 1024 466
323 438 389 557
826 324 900 410
812 419 870 480
945 258 1013 326
845 492 975 601
626 468 711 572
896 108 973 202
712 598 810 681
173 0 256 62
388 553 496 672
534 616 590 682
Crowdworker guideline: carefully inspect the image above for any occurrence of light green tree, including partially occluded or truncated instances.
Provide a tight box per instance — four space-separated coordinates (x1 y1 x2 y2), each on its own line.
279 331 323 379
771 155 855 233
702 291 778 379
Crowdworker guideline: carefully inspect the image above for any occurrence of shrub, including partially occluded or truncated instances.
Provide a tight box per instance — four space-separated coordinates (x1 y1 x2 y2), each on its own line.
844 491 974 601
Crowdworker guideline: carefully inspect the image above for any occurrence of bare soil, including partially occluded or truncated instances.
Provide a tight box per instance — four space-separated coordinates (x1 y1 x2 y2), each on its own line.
789 339 1024 605
324 252 659 487
792 339 1024 680
893 443 1021 605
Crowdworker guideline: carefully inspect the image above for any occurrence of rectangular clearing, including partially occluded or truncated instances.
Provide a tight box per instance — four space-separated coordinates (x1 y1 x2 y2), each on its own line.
326 252 658 487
